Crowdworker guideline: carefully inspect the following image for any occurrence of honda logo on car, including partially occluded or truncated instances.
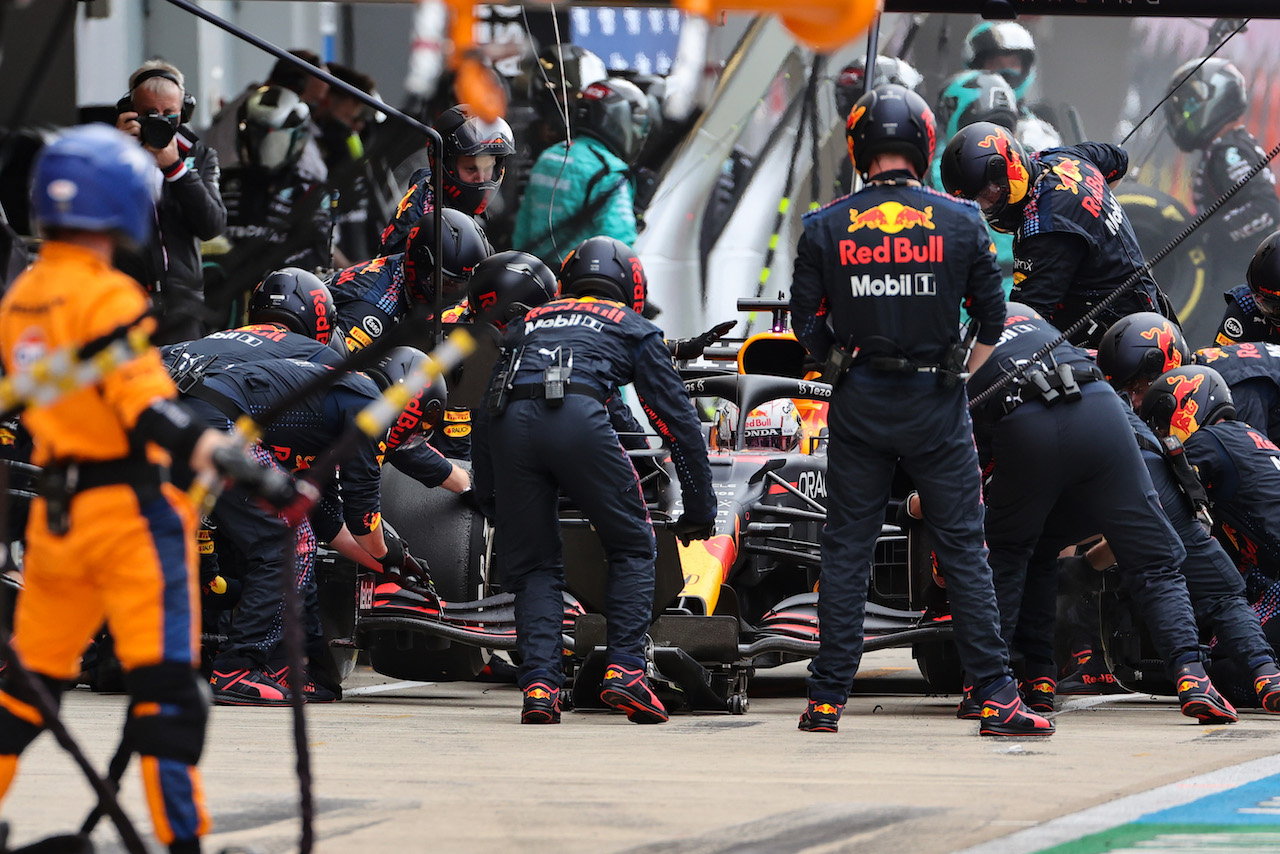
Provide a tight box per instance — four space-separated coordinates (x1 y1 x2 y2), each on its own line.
850 273 936 297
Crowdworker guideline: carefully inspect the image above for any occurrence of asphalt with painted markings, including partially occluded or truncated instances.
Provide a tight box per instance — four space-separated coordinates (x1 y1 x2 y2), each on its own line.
5 649 1280 853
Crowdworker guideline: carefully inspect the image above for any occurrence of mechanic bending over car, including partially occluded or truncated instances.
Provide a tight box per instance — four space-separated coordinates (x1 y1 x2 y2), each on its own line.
1216 230 1280 349
473 235 717 725
967 307 1250 725
789 84 1051 736
171 346 444 706
0 125 238 854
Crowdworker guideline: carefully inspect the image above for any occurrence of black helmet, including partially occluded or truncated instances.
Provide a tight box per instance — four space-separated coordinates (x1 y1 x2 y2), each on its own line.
403 208 495 305
934 71 1018 140
248 267 337 345
433 105 516 216
963 21 1037 101
835 56 924 119
1140 366 1235 442
528 44 608 117
845 84 936 179
939 121 1033 234
365 346 448 452
573 77 652 164
1004 302 1044 323
466 250 558 331
559 236 646 314
1096 312 1190 390
1163 58 1247 153
1246 229 1280 324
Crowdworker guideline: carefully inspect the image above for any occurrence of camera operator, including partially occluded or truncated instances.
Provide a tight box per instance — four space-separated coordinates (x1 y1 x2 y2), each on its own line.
116 60 226 344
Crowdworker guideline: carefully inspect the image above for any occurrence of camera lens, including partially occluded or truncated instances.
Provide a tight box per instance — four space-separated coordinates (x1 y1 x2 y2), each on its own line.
140 115 178 149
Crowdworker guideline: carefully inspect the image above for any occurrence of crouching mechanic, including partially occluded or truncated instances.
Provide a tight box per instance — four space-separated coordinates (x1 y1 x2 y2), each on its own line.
970 306 1237 724
0 125 235 853
789 84 1050 736
1141 366 1280 711
473 235 717 725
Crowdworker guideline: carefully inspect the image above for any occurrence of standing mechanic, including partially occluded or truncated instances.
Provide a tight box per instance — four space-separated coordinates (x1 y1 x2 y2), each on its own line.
1164 58 1280 312
941 122 1170 347
788 84 1050 736
0 125 234 854
473 235 717 725
970 308 1237 724
1216 230 1280 348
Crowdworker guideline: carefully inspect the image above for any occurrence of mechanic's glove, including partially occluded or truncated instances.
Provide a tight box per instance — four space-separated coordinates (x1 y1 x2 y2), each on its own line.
1057 554 1106 598
673 514 717 546
377 533 407 573
667 320 736 360
457 487 482 514
401 550 441 609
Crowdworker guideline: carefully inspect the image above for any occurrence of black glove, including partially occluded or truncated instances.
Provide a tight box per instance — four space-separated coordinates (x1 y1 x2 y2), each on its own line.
457 487 482 513
668 320 736 360
378 533 406 572
673 514 716 546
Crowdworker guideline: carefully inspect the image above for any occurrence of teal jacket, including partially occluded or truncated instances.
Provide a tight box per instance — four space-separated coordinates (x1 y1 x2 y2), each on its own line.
512 135 637 270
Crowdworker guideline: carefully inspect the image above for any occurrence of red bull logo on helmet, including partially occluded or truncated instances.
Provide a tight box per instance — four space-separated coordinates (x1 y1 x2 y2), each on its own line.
1139 324 1183 371
847 201 935 234
1167 373 1204 441
978 130 1030 204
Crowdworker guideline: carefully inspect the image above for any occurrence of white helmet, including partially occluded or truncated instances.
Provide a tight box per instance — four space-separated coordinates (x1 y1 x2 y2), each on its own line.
743 399 802 452
238 85 311 172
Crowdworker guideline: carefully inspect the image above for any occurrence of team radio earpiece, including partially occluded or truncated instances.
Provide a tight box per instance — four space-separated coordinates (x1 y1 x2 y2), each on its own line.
123 68 196 125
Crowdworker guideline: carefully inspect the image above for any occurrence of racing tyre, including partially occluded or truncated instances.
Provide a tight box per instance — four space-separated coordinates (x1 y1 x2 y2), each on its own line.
368 461 488 681
1116 186 1213 346
913 640 964 693
1097 587 1171 695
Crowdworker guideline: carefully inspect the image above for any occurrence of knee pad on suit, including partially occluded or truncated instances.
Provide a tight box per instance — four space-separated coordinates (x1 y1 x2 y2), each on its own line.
124 663 210 765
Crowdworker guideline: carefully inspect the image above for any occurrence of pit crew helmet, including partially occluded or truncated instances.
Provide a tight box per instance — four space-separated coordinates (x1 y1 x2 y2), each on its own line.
403 208 495 305
1140 366 1235 442
433 105 516 216
1163 58 1248 153
466 250 558 331
573 77 652 165
963 21 1037 101
248 268 336 345
1246 229 1280 324
835 56 924 119
558 235 646 313
846 84 936 180
934 71 1018 140
238 85 311 172
939 121 1032 234
526 44 608 119
1096 312 1190 391
742 399 802 452
365 346 448 452
31 124 157 247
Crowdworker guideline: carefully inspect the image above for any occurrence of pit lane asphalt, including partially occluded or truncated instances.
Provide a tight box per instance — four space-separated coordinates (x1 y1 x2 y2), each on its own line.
6 648 1280 854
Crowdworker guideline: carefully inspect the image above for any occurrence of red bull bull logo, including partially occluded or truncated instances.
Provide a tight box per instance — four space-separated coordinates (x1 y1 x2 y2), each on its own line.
846 104 867 132
1052 158 1085 195
1139 324 1183 370
978 131 1030 203
847 202 936 234
1167 373 1204 441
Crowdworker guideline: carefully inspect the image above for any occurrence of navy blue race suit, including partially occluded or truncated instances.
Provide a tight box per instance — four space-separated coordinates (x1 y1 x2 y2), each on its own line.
1198 342 1280 445
326 256 475 460
970 314 1204 675
1011 144 1166 347
179 358 386 672
1196 128 1280 286
472 296 716 691
789 172 1014 704
1215 284 1280 348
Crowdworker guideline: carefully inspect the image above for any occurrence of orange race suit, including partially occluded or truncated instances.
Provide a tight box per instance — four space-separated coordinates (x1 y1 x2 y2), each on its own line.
0 241 211 849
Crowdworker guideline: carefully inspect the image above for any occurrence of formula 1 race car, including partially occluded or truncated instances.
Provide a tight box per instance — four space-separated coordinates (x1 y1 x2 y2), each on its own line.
343 300 963 713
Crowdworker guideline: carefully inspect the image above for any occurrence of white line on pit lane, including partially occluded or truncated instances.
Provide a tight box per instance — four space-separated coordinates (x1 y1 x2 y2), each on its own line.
344 680 436 696
954 752 1280 853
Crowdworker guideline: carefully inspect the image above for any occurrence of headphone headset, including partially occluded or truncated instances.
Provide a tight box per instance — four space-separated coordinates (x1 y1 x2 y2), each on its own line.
125 68 196 125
